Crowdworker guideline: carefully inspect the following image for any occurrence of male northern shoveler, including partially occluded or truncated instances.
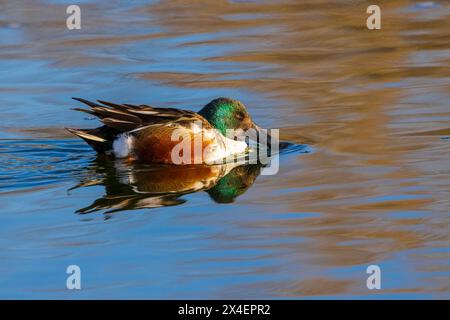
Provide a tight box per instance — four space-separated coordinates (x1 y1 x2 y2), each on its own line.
67 97 269 164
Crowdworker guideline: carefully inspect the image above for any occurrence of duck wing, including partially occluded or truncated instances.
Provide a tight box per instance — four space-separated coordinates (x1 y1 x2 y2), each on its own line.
71 97 209 132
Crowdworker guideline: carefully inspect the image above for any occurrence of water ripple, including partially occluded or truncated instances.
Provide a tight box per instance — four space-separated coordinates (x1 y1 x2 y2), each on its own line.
0 139 92 193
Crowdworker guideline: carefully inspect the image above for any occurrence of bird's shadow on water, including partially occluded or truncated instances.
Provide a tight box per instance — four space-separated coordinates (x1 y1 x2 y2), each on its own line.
70 141 310 215
71 159 263 215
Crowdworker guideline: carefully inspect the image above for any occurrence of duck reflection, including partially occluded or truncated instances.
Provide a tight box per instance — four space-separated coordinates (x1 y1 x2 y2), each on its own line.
72 157 263 214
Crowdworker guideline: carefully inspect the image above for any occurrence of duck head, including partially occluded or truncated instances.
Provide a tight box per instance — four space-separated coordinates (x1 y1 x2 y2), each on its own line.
198 97 263 136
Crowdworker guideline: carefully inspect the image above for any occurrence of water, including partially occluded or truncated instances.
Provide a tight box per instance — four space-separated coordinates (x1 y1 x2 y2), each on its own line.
0 0 449 299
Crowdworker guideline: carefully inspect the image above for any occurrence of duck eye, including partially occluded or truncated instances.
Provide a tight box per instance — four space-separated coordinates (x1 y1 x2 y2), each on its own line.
235 112 244 120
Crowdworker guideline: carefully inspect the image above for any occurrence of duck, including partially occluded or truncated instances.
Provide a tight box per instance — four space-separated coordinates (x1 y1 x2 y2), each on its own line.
67 97 271 165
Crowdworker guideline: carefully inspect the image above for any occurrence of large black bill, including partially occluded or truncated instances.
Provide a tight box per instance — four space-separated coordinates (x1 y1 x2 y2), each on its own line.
250 123 279 152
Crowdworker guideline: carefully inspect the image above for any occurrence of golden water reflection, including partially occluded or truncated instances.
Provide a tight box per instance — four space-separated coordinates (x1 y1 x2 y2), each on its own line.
0 0 449 298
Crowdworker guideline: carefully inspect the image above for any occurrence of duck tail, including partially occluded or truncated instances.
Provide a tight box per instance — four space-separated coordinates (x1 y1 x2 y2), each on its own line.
66 127 111 153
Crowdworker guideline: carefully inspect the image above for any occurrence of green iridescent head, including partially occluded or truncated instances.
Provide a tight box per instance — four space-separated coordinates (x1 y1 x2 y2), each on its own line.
198 97 254 136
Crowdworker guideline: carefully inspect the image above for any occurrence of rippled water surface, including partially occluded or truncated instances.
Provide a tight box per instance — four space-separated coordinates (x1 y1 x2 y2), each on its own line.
1 0 449 298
